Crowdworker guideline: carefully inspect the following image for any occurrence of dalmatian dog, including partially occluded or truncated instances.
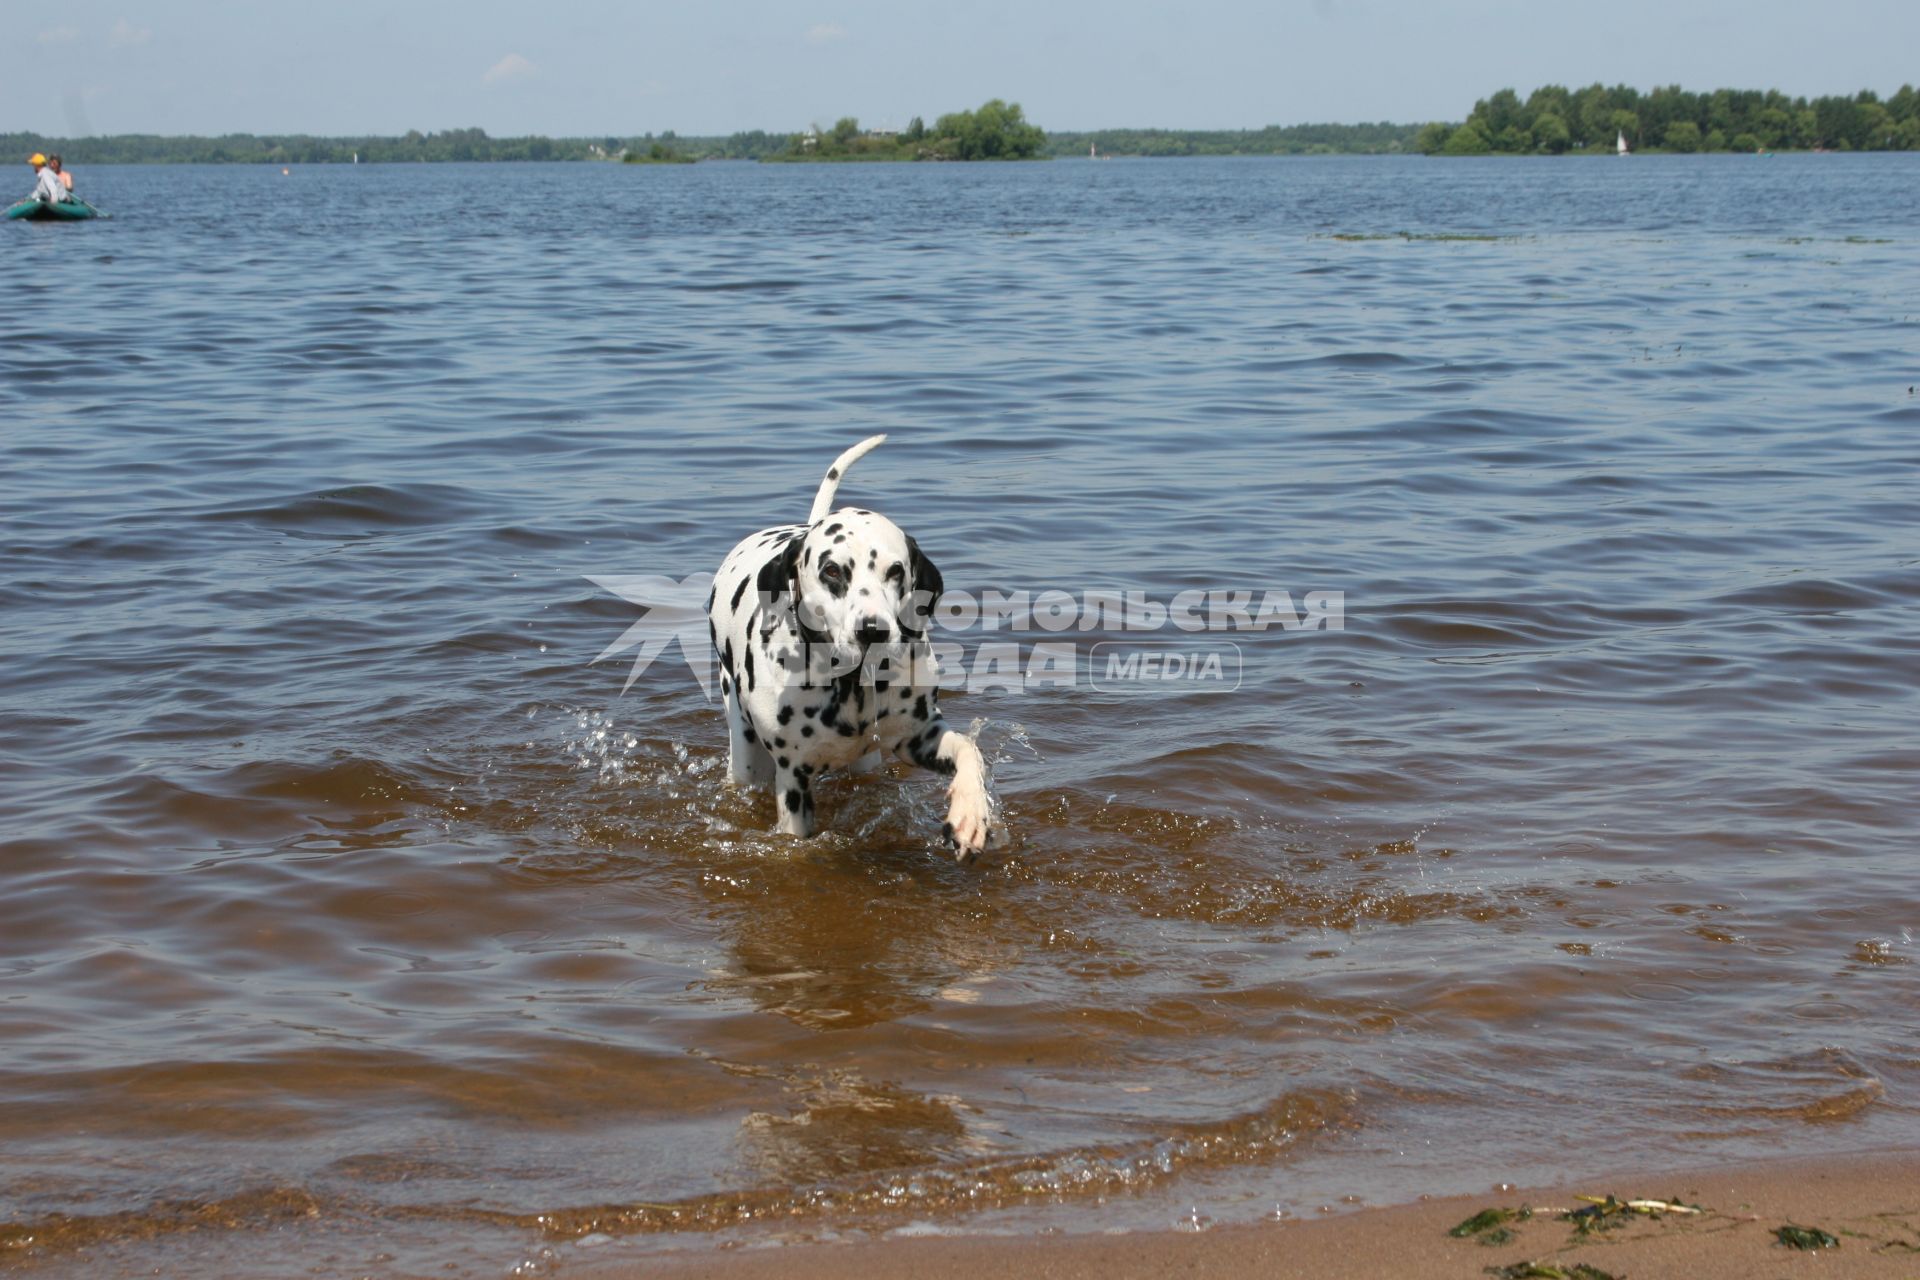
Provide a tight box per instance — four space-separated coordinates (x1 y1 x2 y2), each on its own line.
706 435 1001 860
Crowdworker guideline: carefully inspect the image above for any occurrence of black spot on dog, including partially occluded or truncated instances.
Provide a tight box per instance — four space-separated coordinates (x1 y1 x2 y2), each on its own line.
914 694 929 720
730 575 750 612
743 645 756 691
777 755 789 768
827 467 839 481
801 725 814 737
777 705 794 725
721 638 736 677
743 725 757 745
824 522 843 535
903 536 943 637
756 539 801 600
785 788 802 812
913 739 956 776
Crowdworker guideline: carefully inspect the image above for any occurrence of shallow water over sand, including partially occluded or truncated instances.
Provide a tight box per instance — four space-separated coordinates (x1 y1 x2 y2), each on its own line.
3 155 1918 1276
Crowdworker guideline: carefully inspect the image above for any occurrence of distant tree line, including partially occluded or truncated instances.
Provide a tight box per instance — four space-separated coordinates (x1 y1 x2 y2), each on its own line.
4 103 1050 168
1 119 1414 165
1417 84 1920 155
1 126 813 165
2 126 593 164
771 100 1048 161
12 106 1418 166
1045 122 1418 156
25 87 1916 167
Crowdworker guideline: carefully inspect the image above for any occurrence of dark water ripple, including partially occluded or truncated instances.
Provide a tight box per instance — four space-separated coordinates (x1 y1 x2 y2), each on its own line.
3 155 1919 1275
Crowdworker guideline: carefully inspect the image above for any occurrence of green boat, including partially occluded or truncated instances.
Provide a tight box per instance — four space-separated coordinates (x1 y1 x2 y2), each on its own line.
6 197 101 221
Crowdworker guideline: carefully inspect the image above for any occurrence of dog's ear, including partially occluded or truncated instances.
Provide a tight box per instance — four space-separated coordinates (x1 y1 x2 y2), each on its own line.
756 535 803 602
904 535 943 636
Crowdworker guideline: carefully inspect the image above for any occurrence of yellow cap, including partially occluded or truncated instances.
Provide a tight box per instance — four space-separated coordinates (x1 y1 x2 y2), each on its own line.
29 153 47 166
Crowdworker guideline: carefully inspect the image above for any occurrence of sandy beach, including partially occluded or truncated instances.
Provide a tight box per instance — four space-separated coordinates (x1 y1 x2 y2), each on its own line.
610 1151 1920 1279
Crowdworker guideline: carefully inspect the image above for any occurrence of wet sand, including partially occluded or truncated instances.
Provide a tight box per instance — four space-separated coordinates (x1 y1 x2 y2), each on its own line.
616 1151 1920 1279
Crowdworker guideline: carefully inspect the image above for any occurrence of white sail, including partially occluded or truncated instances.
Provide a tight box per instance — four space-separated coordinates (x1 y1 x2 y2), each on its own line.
1617 130 1629 156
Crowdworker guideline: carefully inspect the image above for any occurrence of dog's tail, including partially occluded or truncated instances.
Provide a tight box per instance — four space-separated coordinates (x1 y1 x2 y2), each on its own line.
808 434 887 523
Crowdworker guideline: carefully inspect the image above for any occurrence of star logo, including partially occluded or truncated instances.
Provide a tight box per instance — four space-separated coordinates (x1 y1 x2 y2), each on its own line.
585 572 716 698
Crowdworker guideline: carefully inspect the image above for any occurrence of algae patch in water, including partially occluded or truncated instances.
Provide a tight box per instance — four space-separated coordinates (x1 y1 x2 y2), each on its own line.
1780 235 1893 245
1328 231 1513 242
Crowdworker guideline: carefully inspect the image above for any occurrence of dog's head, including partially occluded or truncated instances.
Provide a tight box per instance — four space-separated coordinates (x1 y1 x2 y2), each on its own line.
760 508 943 673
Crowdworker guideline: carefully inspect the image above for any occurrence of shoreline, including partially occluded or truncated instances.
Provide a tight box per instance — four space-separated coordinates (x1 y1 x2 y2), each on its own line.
18 147 1915 167
587 1149 1920 1279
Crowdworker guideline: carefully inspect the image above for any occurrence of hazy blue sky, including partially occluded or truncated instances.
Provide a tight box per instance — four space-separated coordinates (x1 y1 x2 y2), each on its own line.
9 0 1919 137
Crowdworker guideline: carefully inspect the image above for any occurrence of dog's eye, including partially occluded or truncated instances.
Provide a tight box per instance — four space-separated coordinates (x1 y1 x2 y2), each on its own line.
885 563 906 585
818 561 845 584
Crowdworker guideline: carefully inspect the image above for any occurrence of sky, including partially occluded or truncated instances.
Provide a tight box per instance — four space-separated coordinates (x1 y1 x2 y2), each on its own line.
8 0 1920 139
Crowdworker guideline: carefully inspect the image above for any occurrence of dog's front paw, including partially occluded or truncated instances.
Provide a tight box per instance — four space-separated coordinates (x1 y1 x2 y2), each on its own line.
941 781 1000 863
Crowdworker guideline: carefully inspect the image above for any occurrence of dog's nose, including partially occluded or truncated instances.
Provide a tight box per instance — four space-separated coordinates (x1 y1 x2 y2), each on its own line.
855 615 892 645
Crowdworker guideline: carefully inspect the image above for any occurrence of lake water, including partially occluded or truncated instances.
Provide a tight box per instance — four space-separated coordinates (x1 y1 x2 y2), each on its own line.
3 155 1918 1277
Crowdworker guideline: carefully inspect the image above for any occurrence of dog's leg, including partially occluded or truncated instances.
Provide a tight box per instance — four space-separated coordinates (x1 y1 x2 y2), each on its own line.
722 682 763 787
888 692 997 860
771 759 816 837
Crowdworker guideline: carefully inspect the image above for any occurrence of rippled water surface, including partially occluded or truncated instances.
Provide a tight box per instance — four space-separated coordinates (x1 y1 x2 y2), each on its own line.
4 156 1919 1277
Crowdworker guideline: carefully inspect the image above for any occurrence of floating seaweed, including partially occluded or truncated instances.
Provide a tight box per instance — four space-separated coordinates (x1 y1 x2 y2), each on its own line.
1328 231 1513 242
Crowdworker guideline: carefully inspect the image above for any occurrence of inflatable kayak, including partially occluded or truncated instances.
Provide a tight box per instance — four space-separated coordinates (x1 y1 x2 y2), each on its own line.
6 197 101 221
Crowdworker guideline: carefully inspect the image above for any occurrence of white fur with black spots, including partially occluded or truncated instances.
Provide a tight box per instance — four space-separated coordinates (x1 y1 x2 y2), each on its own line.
705 436 1002 860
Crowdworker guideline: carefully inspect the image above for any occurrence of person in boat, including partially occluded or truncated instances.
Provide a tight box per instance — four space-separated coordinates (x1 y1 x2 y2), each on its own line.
48 155 73 194
27 153 67 205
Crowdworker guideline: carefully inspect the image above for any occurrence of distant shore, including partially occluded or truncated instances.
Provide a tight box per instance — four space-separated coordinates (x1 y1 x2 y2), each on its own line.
8 139 1909 165
11 80 1914 165
591 1150 1920 1280
2 122 1422 166
7 146 1902 166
